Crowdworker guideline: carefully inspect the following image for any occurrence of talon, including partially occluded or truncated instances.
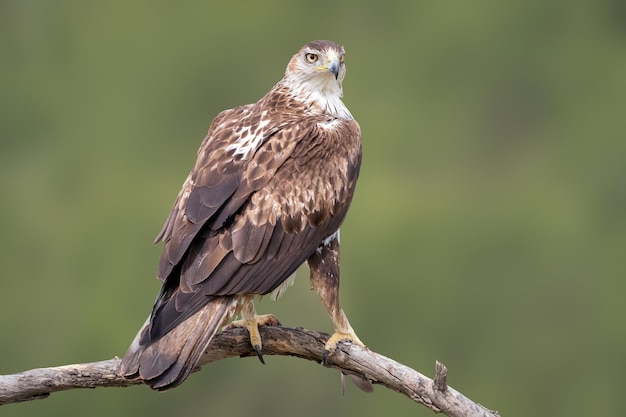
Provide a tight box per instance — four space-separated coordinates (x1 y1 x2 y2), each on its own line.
227 313 280 363
254 345 265 364
322 349 331 366
322 330 364 365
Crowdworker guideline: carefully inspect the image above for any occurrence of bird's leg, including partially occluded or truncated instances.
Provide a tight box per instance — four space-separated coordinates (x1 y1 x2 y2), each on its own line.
226 295 281 364
308 234 364 366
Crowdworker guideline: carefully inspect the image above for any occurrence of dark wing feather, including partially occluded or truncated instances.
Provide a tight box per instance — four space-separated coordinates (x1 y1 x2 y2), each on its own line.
144 114 361 343
153 108 243 245
185 174 240 223
155 106 293 280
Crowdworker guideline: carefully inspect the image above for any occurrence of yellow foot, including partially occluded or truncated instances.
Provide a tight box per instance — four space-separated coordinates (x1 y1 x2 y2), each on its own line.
322 330 365 366
226 314 281 364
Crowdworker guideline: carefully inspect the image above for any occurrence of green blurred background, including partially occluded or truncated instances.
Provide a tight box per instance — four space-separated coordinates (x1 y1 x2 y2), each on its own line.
1 1 625 416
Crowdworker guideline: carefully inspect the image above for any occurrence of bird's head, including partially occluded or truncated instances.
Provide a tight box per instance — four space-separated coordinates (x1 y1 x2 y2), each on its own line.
282 40 351 118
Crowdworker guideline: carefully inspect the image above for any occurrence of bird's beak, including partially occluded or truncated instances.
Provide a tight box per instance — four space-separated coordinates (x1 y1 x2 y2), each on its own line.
326 58 340 80
323 50 341 80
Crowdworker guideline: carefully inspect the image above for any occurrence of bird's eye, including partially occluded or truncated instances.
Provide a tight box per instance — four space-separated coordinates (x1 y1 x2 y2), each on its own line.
305 53 318 63
340 55 345 64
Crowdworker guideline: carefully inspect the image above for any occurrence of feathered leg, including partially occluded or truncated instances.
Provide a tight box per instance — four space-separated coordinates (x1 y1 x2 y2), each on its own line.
307 233 364 364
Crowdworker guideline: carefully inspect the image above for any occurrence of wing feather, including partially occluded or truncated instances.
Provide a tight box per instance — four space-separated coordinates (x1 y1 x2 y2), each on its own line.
185 174 240 224
147 108 361 342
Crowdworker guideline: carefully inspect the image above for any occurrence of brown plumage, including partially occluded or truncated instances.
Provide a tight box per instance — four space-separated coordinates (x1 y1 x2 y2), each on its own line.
120 40 365 391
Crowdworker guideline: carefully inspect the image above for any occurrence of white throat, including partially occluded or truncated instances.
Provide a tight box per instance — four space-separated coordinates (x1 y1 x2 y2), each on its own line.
285 76 353 119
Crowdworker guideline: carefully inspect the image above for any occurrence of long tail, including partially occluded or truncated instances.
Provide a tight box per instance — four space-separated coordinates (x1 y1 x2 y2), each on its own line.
120 296 236 391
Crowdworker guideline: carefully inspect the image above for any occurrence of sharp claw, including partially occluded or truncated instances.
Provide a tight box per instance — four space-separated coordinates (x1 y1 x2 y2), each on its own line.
322 349 330 366
254 345 265 364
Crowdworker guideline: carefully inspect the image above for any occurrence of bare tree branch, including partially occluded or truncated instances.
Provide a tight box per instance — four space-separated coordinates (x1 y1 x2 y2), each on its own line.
0 326 498 416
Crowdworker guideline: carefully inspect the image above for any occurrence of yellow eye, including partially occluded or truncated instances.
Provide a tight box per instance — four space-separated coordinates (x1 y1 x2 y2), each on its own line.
305 53 318 63
339 55 345 64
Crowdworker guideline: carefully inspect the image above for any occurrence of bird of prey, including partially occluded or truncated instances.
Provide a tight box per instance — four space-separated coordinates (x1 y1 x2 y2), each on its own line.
120 40 364 391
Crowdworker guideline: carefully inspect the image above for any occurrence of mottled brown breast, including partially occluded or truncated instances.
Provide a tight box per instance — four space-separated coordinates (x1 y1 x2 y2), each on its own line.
271 117 362 233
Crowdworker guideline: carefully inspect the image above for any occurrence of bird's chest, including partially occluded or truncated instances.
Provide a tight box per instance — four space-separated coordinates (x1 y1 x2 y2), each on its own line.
269 134 359 226
289 133 357 198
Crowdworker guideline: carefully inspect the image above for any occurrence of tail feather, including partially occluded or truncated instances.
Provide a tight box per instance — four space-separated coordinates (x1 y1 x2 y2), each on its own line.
120 296 237 391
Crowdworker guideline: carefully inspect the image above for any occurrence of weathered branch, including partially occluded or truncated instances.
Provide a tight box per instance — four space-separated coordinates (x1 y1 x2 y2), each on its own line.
0 326 498 416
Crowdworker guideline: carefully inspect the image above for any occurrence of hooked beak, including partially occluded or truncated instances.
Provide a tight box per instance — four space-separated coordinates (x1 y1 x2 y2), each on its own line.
326 58 340 79
322 50 341 80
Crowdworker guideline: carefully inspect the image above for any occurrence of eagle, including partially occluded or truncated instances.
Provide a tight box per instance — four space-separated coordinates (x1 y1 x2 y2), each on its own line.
120 40 364 391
